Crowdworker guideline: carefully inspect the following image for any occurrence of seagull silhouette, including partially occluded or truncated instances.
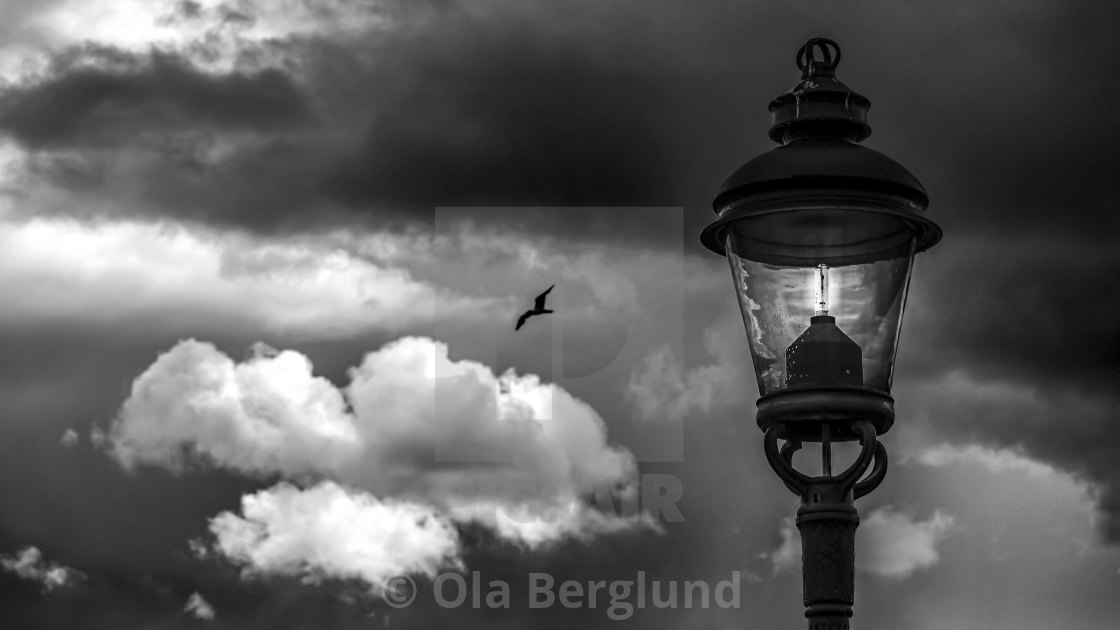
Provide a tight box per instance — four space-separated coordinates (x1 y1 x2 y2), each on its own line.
516 284 555 330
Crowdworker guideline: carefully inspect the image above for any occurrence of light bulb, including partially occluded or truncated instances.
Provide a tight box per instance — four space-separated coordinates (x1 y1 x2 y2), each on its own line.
786 262 862 388
814 264 830 316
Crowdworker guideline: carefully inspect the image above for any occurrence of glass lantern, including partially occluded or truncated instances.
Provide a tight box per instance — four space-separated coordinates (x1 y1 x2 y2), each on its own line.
724 210 916 396
701 39 941 441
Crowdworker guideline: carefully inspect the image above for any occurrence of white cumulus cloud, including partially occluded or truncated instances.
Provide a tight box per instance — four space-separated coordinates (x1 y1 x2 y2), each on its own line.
106 339 360 477
210 481 462 588
768 506 957 579
858 507 958 578
911 442 1059 479
626 324 749 422
184 591 216 621
0 217 496 339
103 336 652 589
3 0 389 80
59 428 79 449
0 546 83 592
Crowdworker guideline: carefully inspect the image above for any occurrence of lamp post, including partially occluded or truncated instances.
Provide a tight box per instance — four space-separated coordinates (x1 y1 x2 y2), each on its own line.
700 38 942 629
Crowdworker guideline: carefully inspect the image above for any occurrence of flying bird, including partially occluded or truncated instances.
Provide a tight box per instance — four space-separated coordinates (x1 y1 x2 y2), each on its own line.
516 284 555 330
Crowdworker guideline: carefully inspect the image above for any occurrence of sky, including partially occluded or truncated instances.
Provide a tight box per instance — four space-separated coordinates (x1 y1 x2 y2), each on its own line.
0 0 1118 628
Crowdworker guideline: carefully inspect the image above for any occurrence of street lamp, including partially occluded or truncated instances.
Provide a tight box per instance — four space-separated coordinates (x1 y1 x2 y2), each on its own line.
700 38 942 629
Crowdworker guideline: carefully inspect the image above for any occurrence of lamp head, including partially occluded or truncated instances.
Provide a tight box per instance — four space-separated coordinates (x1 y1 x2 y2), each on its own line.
701 38 942 441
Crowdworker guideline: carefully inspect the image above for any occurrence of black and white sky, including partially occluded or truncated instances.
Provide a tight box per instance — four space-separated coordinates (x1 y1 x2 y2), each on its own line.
1 1 1119 628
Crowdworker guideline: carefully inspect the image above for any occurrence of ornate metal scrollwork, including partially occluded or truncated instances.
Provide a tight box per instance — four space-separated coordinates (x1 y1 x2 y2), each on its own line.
762 420 884 504
761 420 888 630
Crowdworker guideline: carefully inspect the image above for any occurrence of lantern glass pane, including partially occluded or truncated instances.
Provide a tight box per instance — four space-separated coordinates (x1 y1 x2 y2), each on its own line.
726 232 916 396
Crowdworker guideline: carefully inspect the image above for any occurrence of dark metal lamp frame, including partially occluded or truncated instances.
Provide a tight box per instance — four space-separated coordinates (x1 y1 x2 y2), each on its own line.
702 38 941 630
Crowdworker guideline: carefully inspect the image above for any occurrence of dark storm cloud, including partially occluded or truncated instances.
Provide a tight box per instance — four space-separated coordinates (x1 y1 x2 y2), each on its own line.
4 1 1118 239
849 0 1120 543
858 1 1120 240
323 0 1120 242
327 22 680 209
899 245 1120 542
904 237 1120 392
0 0 730 236
6 0 1117 244
0 48 309 148
0 49 333 230
893 367 1120 543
